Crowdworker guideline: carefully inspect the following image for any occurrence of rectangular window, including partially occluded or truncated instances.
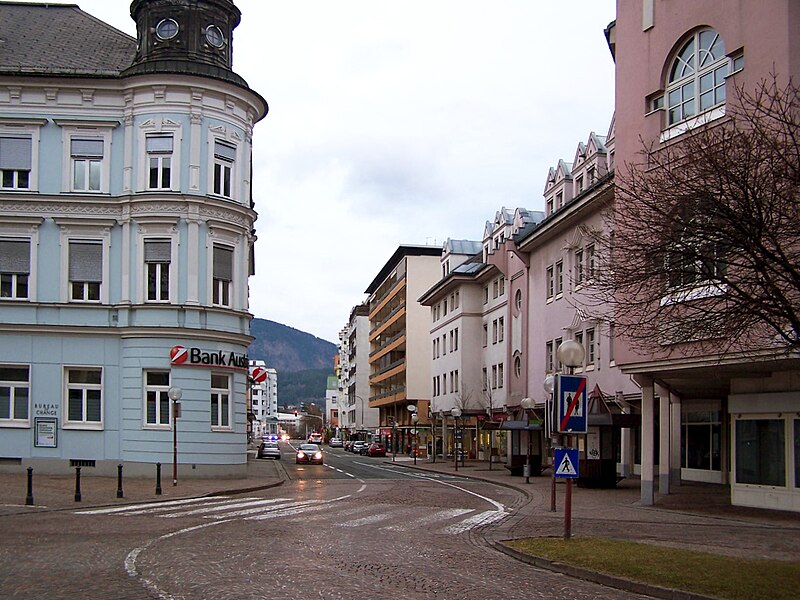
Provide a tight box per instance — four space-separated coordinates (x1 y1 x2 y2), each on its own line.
555 261 563 296
454 327 459 351
575 249 584 286
144 239 171 302
70 138 103 192
210 373 230 428
0 239 30 300
213 141 235 198
546 341 554 372
0 136 32 190
454 291 459 309
212 244 233 307
576 175 584 193
441 334 447 355
587 327 596 365
454 370 459 393
735 419 785 487
147 134 173 190
482 323 488 347
499 277 505 296
482 367 488 391
491 365 498 389
586 244 596 280
69 241 102 302
498 317 504 343
555 337 563 371
483 286 489 304
0 366 29 424
492 279 499 299
498 363 504 389
556 191 564 209
443 298 448 315
448 330 453 353
144 371 171 427
65 368 102 426
546 196 554 215
546 266 554 299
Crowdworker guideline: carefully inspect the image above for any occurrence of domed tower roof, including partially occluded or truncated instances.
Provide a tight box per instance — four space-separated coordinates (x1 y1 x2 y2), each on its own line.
123 0 250 89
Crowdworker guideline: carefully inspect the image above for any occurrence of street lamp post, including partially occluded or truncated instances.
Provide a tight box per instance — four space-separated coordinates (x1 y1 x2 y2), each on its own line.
543 374 556 511
555 339 586 541
408 405 419 466
168 386 182 487
520 397 534 484
451 407 462 471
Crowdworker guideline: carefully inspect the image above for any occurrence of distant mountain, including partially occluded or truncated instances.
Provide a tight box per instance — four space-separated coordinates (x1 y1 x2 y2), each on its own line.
248 318 337 372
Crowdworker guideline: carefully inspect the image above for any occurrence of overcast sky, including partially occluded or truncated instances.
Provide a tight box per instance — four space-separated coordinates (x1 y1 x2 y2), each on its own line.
63 1 616 344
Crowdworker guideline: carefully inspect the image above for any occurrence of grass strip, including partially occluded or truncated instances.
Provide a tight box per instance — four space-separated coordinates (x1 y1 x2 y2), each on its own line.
507 537 800 600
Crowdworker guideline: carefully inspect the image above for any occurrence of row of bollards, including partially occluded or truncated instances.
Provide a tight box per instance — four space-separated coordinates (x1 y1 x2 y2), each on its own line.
24 462 166 505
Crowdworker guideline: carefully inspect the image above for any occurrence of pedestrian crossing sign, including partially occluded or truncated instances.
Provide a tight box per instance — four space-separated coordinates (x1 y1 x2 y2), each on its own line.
554 447 579 478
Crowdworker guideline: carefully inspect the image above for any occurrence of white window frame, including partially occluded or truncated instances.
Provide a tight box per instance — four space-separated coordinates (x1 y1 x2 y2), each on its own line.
555 260 564 297
143 370 171 429
55 219 113 304
498 317 504 343
63 367 103 430
546 265 555 300
138 227 178 304
210 138 237 200
210 372 232 430
0 364 30 427
0 238 31 301
56 121 116 194
138 120 182 192
0 120 45 193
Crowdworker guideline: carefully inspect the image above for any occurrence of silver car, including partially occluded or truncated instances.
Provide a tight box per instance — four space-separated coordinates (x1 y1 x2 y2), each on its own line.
257 440 281 460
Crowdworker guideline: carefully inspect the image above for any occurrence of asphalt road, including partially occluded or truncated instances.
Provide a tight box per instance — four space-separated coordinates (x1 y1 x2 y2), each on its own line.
0 442 647 599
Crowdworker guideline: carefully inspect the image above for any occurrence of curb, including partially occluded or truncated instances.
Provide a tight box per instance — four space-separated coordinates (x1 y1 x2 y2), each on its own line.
491 540 716 600
383 460 535 500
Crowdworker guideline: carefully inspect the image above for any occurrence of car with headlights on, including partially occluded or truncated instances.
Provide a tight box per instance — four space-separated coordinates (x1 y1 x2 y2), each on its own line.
257 439 282 460
296 443 324 465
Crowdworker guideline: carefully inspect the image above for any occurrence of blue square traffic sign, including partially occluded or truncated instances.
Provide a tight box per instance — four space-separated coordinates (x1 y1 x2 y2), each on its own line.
554 447 580 478
555 374 588 434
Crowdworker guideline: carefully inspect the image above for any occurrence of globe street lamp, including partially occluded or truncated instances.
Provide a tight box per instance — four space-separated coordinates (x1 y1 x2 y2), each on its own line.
554 339 586 541
520 397 534 484
451 407 462 471
168 386 182 486
543 375 556 511
410 409 419 465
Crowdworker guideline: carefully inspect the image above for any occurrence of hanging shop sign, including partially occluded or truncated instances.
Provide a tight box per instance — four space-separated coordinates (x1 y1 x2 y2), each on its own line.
170 345 249 370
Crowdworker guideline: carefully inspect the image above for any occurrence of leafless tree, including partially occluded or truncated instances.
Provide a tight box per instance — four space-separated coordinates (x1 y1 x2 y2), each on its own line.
477 385 501 469
586 75 800 356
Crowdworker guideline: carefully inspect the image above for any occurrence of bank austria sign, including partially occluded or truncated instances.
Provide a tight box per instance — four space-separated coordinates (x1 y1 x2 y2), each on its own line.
170 345 249 370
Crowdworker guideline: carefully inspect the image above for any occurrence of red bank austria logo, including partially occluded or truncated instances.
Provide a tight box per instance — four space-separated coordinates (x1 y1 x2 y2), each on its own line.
170 345 189 365
251 366 268 383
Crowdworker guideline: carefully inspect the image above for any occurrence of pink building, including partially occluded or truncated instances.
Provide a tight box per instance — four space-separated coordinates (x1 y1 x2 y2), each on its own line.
612 1 800 511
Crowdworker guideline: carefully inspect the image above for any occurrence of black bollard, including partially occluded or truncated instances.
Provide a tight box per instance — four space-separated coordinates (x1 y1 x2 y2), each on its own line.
25 467 34 506
74 467 82 502
116 464 124 498
155 462 162 495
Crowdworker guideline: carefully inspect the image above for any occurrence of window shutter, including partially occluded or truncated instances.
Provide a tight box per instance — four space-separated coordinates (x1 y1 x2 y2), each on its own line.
146 135 173 153
0 240 30 273
69 242 102 282
213 245 233 281
70 139 104 158
144 240 171 263
214 141 236 162
0 137 32 170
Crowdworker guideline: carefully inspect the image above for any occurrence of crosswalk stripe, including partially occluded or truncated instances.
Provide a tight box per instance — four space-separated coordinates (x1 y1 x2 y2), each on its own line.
337 513 391 527
381 508 473 532
206 499 322 519
75 496 232 515
442 510 508 534
159 497 292 518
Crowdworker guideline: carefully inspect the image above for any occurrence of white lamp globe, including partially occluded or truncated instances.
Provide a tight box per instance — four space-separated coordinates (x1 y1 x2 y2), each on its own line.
557 339 586 368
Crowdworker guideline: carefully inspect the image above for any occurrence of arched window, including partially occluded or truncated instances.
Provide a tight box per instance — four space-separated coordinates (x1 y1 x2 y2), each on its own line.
667 29 728 126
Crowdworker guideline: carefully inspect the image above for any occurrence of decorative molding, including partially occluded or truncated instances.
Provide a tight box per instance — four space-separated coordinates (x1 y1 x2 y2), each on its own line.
80 89 95 103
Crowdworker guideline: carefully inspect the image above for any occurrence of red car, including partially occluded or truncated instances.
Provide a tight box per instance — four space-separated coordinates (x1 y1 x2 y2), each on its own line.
366 442 386 457
296 443 324 464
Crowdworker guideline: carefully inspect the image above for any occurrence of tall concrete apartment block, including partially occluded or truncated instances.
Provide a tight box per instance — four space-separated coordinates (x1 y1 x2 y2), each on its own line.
0 1 267 477
337 302 375 437
365 245 441 453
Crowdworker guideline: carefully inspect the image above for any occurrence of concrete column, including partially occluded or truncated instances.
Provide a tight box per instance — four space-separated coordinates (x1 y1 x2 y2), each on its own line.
634 375 655 505
655 383 671 496
619 427 632 478
670 392 682 486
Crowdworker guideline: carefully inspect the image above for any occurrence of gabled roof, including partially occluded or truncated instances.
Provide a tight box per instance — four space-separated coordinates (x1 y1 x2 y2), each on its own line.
0 2 136 76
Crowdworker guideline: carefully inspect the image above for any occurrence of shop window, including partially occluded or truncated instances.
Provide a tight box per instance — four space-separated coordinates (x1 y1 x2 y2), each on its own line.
735 419 785 486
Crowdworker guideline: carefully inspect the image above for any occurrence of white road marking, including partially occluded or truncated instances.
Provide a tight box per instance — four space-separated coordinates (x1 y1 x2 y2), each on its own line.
381 508 473 532
76 496 232 515
337 513 391 527
159 497 292 518
442 509 509 534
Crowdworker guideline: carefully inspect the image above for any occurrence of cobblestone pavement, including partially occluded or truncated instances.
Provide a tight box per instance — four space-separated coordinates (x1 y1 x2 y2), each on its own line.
1 453 799 599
